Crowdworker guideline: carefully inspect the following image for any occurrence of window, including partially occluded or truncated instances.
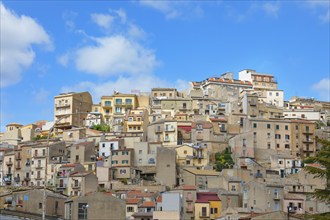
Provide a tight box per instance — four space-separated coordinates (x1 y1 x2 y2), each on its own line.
277 144 280 148
42 149 46 156
127 207 134 212
276 92 279 96
115 107 121 113
126 99 132 105
39 203 42 209
210 208 214 214
139 159 142 163
139 150 142 154
231 185 236 191
105 109 110 114
78 203 88 220
115 99 122 105
285 144 290 149
267 143 271 149
120 169 126 174
214 208 218 213
253 123 257 128
105 101 111 106
267 133 271 139
285 135 290 140
102 143 105 148
276 125 279 130
75 155 79 162
275 134 281 139
267 124 271 129
285 125 288 130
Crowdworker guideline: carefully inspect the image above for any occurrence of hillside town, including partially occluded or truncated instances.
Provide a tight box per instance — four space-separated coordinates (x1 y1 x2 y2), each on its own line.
0 69 329 220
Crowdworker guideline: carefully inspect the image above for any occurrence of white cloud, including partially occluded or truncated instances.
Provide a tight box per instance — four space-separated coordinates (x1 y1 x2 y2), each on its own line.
262 2 280 18
139 0 181 19
61 74 188 101
306 0 330 23
312 78 330 101
0 3 52 87
91 13 115 29
32 88 49 103
114 9 127 24
75 36 157 76
57 53 70 67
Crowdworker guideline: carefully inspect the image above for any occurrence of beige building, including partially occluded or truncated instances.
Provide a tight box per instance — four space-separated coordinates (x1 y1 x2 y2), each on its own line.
70 141 96 165
147 119 178 146
124 109 149 137
11 188 68 218
100 93 138 131
175 144 208 168
64 192 126 220
111 148 135 180
181 168 221 190
0 123 37 145
55 163 85 195
2 150 15 185
239 69 278 90
54 91 93 130
156 147 176 188
243 180 284 212
68 171 98 196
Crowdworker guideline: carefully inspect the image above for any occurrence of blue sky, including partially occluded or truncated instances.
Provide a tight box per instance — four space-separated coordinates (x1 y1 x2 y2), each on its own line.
1 1 329 131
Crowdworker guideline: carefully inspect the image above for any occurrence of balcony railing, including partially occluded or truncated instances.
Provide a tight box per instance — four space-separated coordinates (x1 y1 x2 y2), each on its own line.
6 161 13 166
302 130 313 134
303 139 313 143
57 184 67 189
14 177 20 182
164 138 170 142
164 127 175 132
36 164 43 169
71 183 81 189
24 177 30 181
16 155 22 160
35 176 42 180
186 208 193 213
34 154 46 158
199 211 208 217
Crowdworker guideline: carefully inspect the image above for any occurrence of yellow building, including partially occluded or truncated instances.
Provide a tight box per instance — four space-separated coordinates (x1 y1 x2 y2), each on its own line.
100 93 138 127
176 145 208 168
194 192 221 220
124 109 149 133
54 92 93 129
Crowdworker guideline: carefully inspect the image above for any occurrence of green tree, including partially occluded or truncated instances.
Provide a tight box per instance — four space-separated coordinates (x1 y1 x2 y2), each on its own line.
92 124 110 132
214 147 234 171
303 138 330 203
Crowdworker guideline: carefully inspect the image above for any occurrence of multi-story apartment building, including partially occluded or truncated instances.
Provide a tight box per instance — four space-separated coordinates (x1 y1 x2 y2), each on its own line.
54 92 93 130
148 119 178 146
100 93 138 130
111 148 135 180
243 180 284 212
191 72 253 102
239 69 278 91
176 145 209 168
98 139 123 158
2 150 15 185
31 144 47 186
70 141 96 164
67 171 98 196
55 163 85 195
290 120 316 158
124 109 149 136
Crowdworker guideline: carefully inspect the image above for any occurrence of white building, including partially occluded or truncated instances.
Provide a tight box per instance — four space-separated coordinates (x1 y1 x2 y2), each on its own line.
98 139 122 158
283 109 321 121
85 112 102 127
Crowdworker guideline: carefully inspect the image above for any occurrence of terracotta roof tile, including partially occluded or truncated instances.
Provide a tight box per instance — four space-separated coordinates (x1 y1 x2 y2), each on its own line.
140 201 155 208
126 198 141 204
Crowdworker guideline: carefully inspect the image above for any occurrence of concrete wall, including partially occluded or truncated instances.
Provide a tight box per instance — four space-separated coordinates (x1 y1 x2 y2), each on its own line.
156 147 176 188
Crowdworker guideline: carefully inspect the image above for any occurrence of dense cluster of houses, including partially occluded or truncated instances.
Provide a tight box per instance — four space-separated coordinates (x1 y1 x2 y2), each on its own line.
1 69 329 220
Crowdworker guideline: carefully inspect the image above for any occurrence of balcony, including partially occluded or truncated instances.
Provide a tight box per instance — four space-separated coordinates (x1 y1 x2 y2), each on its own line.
115 102 133 108
127 121 143 126
14 177 20 182
303 139 313 143
34 154 46 158
302 130 313 134
155 128 163 133
303 148 314 152
16 165 21 170
36 165 43 169
164 127 175 132
57 184 67 189
255 173 263 178
4 176 12 185
6 161 13 166
71 183 81 189
186 208 193 213
35 176 42 180
16 155 22 160
24 177 30 181
274 194 280 200
186 197 193 202
55 103 70 108
199 212 208 217
164 138 170 142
